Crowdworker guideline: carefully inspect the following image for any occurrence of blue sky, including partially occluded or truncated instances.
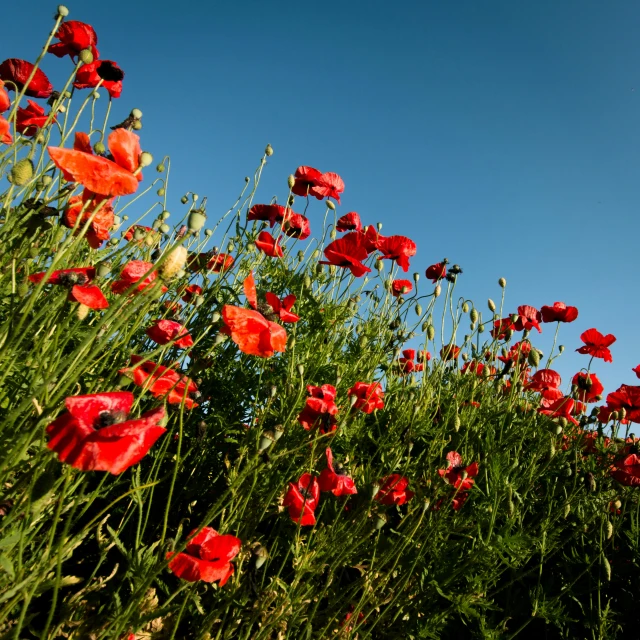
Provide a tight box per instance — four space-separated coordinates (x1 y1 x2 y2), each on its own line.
4 0 640 399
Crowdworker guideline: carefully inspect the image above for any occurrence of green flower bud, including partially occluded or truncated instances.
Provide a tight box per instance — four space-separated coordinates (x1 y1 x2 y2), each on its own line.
79 49 93 64
288 175 296 189
312 250 321 259
259 430 275 452
157 188 165 196
181 195 188 204
194 295 205 307
470 308 478 323
156 163 165 172
138 151 153 167
94 141 106 155
375 260 384 272
265 143 274 156
205 229 213 237
57 5 69 17
415 304 422 316
434 285 441 298
528 349 541 367
427 325 435 341
152 219 162 231
131 108 143 119
377 222 383 231
11 159 33 186
327 200 336 211
498 277 507 288
413 272 420 283
91 91 100 99
558 345 565 353
17 281 29 298
160 223 170 234
304 275 312 288
478 323 485 333
488 298 496 312
462 302 469 313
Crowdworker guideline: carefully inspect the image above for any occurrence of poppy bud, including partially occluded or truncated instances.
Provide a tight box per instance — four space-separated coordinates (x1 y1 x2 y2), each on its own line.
478 324 485 333
330 229 337 240
350 395 358 407
265 144 273 156
17 281 29 298
254 545 269 569
619 407 627 420
97 261 111 277
498 278 506 288
454 415 461 432
504 329 513 341
558 345 565 353
415 304 422 316
181 195 188 204
528 349 540 367
274 425 284 441
563 502 571 518
376 222 383 231
76 303 90 320
11 159 34 186
287 175 295 189
139 152 153 168
427 325 435 341
603 556 611 582
188 210 207 232
214 333 227 345
131 120 142 130
161 245 188 279
259 430 275 452
508 500 515 516
606 520 613 539
157 188 165 196
462 302 469 313
94 141 106 155
156 163 166 173
211 312 221 324
434 285 441 298
327 200 336 211
470 309 478 323
79 49 93 64
374 514 387 530
57 5 69 17
152 219 162 231
412 273 420 284
297 364 304 377
303 275 312 289
91 91 100 99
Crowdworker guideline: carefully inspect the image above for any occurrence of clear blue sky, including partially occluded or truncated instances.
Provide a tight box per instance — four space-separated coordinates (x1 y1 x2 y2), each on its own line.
5 0 640 399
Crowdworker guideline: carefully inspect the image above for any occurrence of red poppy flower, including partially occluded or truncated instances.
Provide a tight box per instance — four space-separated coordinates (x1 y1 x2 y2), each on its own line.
167 527 241 585
438 451 479 491
221 305 287 358
111 261 163 295
440 344 461 361
208 253 235 273
419 350 431 362
255 231 283 258
283 473 320 525
376 235 416 273
247 203 286 227
398 349 424 374
182 284 202 303
319 448 357 496
605 385 640 423
281 212 311 240
525 369 563 402
73 59 124 98
49 128 141 197
348 382 384 414
361 225 383 253
146 319 194 349
313 172 345 204
264 292 299 323
48 21 99 61
375 474 413 506
46 391 165 474
491 317 516 340
537 396 579 426
391 279 413 296
425 262 447 283
119 355 199 408
15 100 54 136
0 81 9 112
572 372 604 403
29 267 108 310
512 305 542 333
634 365 640 379
291 166 323 198
541 301 578 324
336 212 362 233
497 341 531 365
321 232 371 277
298 384 339 432
576 328 616 363
461 361 495 377
610 454 640 487
0 59 53 98
123 224 153 241
0 116 11 145
63 193 114 248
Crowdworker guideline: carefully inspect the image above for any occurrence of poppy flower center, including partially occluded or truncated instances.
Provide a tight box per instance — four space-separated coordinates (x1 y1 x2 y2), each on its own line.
299 488 314 500
257 303 277 321
95 409 128 428
334 464 347 476
57 272 90 286
97 61 124 82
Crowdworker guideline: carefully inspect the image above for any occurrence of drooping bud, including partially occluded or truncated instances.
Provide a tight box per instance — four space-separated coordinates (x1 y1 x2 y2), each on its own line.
181 195 188 204
160 245 188 279
11 159 34 186
462 302 469 313
94 141 106 155
606 520 613 539
157 188 165 196
498 278 506 288
326 200 336 211
413 272 420 283
156 163 166 173
558 345 565 353
528 349 541 367
375 260 384 272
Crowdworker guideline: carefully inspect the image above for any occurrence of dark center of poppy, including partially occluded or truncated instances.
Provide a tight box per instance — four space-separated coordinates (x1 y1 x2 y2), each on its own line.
577 376 592 391
334 463 347 476
57 272 89 287
96 409 128 428
97 61 124 82
300 488 314 500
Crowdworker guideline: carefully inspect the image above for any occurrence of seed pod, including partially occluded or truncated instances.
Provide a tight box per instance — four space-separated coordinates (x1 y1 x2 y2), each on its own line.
79 48 93 64
11 159 34 186
214 333 227 345
259 431 275 452
528 349 540 367
57 5 70 17
188 210 207 232
606 519 613 539
374 513 386 530
97 261 111 278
